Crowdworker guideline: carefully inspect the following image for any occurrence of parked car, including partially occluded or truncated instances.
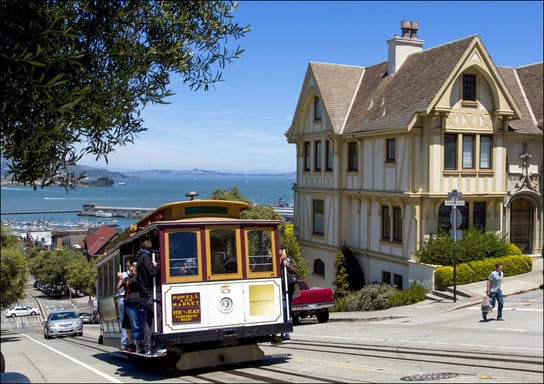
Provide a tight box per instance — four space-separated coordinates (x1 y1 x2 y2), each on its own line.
291 280 335 325
79 311 100 324
4 305 40 317
43 309 83 339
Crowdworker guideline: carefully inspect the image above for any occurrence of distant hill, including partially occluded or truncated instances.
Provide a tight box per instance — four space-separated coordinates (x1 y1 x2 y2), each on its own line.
69 165 129 179
1 159 295 181
0 159 129 181
122 168 296 178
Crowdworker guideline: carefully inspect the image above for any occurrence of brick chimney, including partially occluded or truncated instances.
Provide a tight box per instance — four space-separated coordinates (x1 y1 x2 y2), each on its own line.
387 20 424 75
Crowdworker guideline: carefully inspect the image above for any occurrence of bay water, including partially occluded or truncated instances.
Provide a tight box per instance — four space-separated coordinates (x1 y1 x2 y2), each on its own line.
1 175 295 231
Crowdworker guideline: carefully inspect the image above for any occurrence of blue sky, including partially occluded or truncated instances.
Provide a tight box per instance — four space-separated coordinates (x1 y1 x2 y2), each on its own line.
81 1 543 173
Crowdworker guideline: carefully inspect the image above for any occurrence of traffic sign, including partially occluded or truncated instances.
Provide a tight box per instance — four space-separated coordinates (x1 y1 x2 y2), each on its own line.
450 229 462 240
445 200 465 206
448 190 462 198
450 209 462 228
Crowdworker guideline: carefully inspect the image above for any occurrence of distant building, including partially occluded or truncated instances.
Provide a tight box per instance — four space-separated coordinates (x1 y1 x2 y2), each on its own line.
286 20 542 290
51 229 88 251
85 225 120 258
26 230 52 249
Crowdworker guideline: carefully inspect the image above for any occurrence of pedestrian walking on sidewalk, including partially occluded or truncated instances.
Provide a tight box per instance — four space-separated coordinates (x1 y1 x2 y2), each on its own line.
486 263 504 321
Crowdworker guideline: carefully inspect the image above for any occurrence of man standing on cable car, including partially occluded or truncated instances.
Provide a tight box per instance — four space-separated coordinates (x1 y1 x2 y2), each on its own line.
279 245 298 341
136 240 162 355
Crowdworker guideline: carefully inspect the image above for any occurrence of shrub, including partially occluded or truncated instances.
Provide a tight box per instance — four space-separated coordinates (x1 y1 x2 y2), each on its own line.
343 283 398 312
333 246 365 301
505 243 522 256
333 251 350 300
434 266 454 290
433 255 532 290
415 231 452 265
417 228 511 266
387 283 427 307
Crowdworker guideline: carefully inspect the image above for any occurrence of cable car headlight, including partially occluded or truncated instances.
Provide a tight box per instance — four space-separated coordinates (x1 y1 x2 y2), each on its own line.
218 297 234 313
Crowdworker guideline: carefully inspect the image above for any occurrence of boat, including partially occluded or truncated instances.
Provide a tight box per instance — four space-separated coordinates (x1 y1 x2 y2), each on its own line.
95 210 113 218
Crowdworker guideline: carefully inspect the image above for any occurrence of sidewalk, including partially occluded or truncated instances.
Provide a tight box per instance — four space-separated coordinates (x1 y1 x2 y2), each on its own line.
329 255 543 322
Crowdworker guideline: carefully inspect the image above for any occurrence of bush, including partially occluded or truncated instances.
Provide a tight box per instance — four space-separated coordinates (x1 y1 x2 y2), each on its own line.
434 255 532 290
505 243 522 256
415 231 452 265
387 283 428 307
332 282 428 312
343 284 398 312
417 228 511 266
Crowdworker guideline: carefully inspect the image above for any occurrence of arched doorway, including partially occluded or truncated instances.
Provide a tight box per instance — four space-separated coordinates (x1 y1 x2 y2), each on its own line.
510 198 533 253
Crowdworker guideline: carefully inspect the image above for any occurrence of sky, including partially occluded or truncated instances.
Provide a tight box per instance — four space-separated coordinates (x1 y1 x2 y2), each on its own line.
80 1 543 173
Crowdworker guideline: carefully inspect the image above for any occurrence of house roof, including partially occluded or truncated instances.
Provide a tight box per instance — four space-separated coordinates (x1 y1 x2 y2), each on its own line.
498 63 543 133
310 62 364 132
303 35 542 136
86 225 118 256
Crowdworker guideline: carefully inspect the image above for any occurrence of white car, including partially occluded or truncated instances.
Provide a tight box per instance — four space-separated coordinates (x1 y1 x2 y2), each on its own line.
5 305 40 317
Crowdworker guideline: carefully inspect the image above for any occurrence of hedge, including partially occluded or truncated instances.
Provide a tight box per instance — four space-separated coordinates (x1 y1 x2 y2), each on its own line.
434 255 533 290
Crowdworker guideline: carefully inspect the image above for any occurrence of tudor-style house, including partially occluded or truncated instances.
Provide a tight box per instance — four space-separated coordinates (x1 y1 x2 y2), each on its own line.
286 21 543 290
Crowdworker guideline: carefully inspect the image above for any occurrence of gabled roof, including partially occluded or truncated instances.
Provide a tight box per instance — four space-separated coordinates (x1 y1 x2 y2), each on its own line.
344 36 475 134
297 35 542 137
310 63 364 133
86 225 118 257
498 63 543 133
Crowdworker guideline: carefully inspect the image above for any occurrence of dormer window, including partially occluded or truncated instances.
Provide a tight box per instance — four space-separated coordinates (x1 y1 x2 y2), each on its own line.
463 74 476 101
314 97 321 120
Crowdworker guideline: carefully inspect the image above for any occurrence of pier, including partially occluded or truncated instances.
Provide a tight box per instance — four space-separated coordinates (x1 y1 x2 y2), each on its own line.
78 204 155 219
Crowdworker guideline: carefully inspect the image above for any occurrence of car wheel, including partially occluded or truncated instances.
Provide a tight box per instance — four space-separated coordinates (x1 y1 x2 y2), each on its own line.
44 332 50 340
316 310 329 323
30 311 36 316
9 314 16 318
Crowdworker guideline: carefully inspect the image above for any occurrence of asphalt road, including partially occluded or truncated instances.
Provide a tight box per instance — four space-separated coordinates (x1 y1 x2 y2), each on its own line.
1 286 542 383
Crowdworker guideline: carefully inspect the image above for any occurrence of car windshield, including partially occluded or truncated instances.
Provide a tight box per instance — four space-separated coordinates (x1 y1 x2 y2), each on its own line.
50 312 77 321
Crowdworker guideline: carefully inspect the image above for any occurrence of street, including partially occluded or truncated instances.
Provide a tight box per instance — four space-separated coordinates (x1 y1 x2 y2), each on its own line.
1 286 542 383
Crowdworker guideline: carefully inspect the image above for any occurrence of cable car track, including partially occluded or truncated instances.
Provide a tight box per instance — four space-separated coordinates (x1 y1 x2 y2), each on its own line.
268 339 543 375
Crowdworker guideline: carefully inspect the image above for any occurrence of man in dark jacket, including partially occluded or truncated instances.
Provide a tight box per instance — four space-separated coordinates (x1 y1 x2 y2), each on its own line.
136 240 162 355
279 245 299 340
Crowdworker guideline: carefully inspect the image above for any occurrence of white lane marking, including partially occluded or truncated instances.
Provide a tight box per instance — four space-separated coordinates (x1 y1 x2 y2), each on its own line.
22 333 122 383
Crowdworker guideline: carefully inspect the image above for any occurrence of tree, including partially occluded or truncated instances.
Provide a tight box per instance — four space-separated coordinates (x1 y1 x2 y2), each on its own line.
208 186 307 277
28 249 69 287
1 0 249 189
332 250 350 300
332 246 364 301
208 186 251 205
0 226 27 307
66 251 97 296
279 222 307 280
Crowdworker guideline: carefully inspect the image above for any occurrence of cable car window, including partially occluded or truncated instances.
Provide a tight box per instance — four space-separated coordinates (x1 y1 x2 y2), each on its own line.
168 231 198 277
210 229 238 274
247 229 274 273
